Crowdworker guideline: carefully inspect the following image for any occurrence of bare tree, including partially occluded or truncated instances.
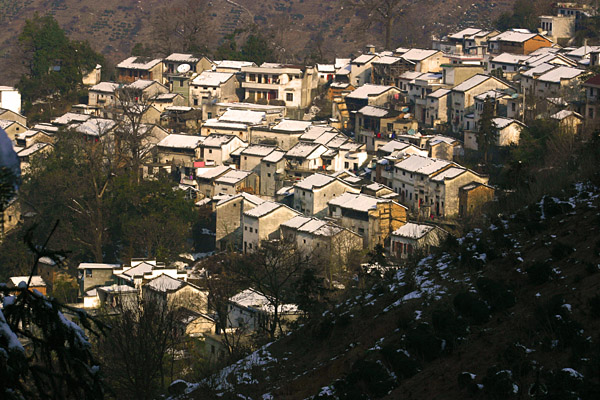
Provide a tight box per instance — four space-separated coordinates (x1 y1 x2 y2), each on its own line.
151 0 216 55
231 240 312 339
346 0 406 50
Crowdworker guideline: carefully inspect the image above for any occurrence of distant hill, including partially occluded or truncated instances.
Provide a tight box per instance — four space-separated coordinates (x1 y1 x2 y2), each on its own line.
0 0 517 85
173 180 600 399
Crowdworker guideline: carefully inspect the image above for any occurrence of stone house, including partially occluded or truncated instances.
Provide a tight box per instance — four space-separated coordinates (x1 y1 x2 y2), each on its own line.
189 71 238 106
429 166 489 217
449 74 512 132
142 274 209 314
550 110 583 134
260 150 286 196
242 201 301 253
280 215 363 270
201 134 246 166
202 109 268 141
284 142 329 179
240 64 318 109
328 192 408 249
240 144 279 173
292 173 359 217
0 119 27 141
425 88 451 129
7 276 47 296
88 82 120 108
344 84 401 116
349 53 379 86
464 117 525 150
227 288 300 333
390 223 447 259
215 192 266 251
250 119 312 151
155 134 205 176
214 169 259 195
487 31 553 55
0 108 27 126
458 182 495 217
196 165 233 198
77 263 121 296
116 56 164 83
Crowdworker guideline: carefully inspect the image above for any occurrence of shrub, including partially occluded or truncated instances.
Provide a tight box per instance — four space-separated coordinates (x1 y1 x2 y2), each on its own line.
457 372 479 395
404 323 443 362
334 359 396 399
482 367 519 399
476 278 516 312
453 292 490 325
589 294 600 319
380 344 420 379
550 242 574 260
432 308 467 350
526 261 553 285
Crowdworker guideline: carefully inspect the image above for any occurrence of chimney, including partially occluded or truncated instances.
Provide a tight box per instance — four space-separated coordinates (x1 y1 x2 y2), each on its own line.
366 44 376 54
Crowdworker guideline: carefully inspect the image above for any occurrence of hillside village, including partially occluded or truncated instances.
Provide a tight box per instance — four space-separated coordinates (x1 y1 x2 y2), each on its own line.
1 1 600 398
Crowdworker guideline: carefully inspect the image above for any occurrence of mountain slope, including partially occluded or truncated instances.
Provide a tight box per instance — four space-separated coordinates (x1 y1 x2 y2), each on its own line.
0 0 518 84
174 181 600 399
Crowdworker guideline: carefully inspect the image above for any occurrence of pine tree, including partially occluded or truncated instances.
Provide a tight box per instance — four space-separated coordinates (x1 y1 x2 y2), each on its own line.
477 98 499 166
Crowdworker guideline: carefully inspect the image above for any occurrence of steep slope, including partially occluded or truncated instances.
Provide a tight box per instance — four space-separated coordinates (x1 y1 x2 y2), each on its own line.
0 0 517 84
173 181 600 399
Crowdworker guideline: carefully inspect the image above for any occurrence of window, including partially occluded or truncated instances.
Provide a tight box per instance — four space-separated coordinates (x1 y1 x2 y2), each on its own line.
249 243 253 249
358 228 365 234
249 227 253 233
85 269 92 277
194 99 198 106
244 226 248 231
267 173 271 177
179 80 184 87
207 112 212 119
286 93 294 102
266 163 271 167
209 149 212 154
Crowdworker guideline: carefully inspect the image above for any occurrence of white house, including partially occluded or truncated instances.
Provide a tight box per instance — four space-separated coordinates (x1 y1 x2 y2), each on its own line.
390 222 447 259
242 201 301 252
0 86 22 114
292 173 359 217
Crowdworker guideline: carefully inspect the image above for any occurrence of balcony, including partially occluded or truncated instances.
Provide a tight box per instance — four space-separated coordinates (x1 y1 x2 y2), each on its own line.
242 81 280 90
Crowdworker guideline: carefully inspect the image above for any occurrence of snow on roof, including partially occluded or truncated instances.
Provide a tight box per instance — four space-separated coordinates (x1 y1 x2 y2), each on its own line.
262 150 286 163
491 53 530 64
220 109 266 125
244 201 286 218
230 288 298 313
77 263 120 270
75 118 116 137
295 173 336 190
97 284 137 293
155 93 180 101
521 62 556 78
325 135 348 149
392 222 436 239
191 71 234 87
126 79 158 90
550 110 583 120
52 112 91 125
347 84 396 99
313 131 341 146
394 154 451 175
565 45 600 58
379 140 410 153
272 119 312 132
122 262 155 277
401 49 438 61
374 56 402 65
216 169 252 185
398 71 424 81
8 276 46 287
90 81 119 93
430 166 466 181
489 30 538 43
448 28 484 40
452 74 496 92
317 63 335 72
335 58 351 69
145 274 186 292
358 105 392 117
0 119 17 129
277 186 294 196
241 144 277 157
158 134 204 149
165 106 193 112
537 66 584 83
201 134 236 147
165 53 201 63
15 130 43 140
203 119 249 130
492 117 522 129
18 143 49 157
216 192 265 207
300 125 334 141
282 215 312 229
352 54 377 64
428 135 458 146
474 89 507 101
214 60 255 70
427 88 451 98
117 56 162 70
286 142 326 159
196 165 231 180
329 192 398 212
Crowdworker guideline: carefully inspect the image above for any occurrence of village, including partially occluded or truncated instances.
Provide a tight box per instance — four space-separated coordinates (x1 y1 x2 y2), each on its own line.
1 0 599 376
